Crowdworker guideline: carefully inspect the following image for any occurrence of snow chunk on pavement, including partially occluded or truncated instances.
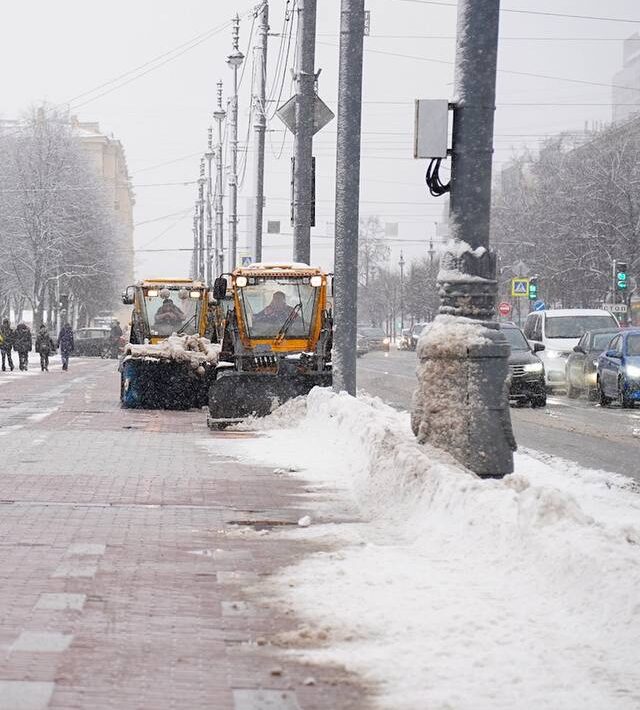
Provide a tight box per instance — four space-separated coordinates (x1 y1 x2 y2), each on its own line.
211 388 640 710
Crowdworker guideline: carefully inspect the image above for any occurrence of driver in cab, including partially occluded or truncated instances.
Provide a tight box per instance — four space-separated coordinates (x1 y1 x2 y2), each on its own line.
256 291 296 324
154 296 185 328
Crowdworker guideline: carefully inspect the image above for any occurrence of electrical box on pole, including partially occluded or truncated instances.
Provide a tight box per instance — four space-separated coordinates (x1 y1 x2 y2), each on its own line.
414 99 449 159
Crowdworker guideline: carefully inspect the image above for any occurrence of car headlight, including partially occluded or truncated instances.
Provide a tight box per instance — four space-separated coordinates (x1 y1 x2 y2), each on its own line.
383 337 390 345
626 364 640 378
545 349 561 359
523 362 544 373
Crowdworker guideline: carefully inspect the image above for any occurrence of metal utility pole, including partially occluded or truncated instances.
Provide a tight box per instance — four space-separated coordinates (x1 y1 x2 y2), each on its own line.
197 157 206 281
293 0 318 265
227 15 244 272
332 0 365 396
412 0 515 478
213 80 226 278
399 250 405 330
205 128 214 285
252 1 269 264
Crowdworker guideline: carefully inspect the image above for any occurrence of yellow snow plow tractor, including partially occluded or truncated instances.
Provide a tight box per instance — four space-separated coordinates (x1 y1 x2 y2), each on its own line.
208 263 332 427
120 279 218 409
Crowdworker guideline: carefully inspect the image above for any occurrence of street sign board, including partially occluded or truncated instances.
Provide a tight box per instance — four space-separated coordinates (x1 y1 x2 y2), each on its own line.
605 303 628 314
511 277 529 297
498 302 511 317
276 94 335 135
533 300 545 312
241 256 252 267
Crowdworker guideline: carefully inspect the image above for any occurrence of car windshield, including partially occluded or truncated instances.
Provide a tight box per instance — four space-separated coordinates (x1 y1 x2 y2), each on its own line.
145 289 201 337
238 279 318 339
591 332 620 351
545 315 616 339
627 334 640 356
501 327 529 350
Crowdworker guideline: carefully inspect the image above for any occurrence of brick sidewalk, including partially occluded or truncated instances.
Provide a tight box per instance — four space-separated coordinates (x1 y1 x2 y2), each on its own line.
0 361 369 709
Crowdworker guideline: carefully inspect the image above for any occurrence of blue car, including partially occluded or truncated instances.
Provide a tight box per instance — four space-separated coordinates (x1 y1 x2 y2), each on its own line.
597 329 640 408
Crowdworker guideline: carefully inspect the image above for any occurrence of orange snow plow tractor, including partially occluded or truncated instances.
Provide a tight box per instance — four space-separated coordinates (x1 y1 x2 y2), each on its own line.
208 263 332 427
119 279 217 409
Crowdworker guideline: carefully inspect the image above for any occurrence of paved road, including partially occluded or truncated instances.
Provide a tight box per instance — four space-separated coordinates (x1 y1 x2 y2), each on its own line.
357 349 640 481
0 358 366 709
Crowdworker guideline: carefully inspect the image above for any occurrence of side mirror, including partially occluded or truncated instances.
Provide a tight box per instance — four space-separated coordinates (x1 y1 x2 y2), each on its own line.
213 276 228 301
572 345 583 354
533 342 545 353
606 349 620 358
121 286 135 305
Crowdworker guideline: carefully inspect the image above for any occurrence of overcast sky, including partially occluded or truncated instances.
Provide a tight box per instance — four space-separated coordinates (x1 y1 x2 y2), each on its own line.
2 0 639 278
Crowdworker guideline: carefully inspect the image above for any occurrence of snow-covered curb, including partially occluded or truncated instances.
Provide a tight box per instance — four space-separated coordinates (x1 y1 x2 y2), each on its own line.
208 389 640 710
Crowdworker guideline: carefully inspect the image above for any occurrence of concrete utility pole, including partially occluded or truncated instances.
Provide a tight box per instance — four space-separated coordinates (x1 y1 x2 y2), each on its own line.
227 15 244 272
205 128 214 285
213 80 226 278
293 0 317 265
197 157 206 281
412 0 515 477
252 1 269 264
332 0 365 396
192 206 199 280
399 250 405 330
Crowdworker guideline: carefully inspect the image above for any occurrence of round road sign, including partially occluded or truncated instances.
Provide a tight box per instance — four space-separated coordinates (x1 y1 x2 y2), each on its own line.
498 302 512 317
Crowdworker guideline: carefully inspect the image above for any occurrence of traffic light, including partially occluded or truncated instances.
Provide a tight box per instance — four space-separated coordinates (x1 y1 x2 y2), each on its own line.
616 261 628 291
528 277 539 301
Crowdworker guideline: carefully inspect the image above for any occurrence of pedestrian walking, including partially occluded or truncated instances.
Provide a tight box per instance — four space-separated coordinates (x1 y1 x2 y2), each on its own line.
108 319 123 358
0 318 15 372
14 322 32 371
35 325 55 372
57 322 74 371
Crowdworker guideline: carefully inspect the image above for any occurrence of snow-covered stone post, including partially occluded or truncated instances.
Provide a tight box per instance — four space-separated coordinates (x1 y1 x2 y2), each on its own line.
412 0 516 477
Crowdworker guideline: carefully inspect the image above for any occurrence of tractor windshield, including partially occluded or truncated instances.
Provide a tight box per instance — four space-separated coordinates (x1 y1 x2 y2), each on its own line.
238 279 319 340
144 288 202 337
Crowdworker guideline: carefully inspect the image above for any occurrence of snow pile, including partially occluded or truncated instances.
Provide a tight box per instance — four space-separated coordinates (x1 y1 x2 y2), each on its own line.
210 388 640 710
123 334 220 375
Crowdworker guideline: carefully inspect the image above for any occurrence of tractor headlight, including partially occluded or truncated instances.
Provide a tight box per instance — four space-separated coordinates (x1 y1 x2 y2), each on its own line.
310 275 323 287
626 364 640 378
147 289 158 297
189 291 200 299
523 362 544 373
235 276 248 288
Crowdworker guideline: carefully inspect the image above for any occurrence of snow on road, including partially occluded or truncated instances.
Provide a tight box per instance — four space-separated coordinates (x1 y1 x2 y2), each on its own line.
211 389 640 710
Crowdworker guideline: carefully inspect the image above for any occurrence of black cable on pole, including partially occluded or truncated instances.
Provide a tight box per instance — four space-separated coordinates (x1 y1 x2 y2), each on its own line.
425 158 450 197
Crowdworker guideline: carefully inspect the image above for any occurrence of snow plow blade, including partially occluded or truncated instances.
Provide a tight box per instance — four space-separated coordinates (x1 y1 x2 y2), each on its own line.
208 369 331 427
120 359 210 410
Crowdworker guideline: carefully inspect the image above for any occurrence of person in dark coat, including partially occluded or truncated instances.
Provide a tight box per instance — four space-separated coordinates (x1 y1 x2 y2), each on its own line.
0 318 15 372
14 322 32 371
35 325 56 372
57 322 74 371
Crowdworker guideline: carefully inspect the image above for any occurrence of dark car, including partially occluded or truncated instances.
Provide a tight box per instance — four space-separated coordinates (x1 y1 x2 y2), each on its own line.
358 327 390 352
501 323 546 408
74 327 112 357
565 327 621 400
409 322 429 351
597 329 640 408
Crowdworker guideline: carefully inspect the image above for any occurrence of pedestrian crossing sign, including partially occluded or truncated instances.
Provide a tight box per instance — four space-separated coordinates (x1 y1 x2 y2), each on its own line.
511 277 529 297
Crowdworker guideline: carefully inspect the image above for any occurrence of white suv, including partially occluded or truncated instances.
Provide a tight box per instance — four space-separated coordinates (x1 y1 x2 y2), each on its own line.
523 309 618 390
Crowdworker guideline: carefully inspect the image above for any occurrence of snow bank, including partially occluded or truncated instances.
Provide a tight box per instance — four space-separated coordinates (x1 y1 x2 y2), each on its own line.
123 334 220 375
211 389 640 710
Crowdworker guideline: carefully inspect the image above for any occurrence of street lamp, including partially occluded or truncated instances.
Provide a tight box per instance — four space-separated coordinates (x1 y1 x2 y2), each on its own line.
226 15 244 270
399 250 406 330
